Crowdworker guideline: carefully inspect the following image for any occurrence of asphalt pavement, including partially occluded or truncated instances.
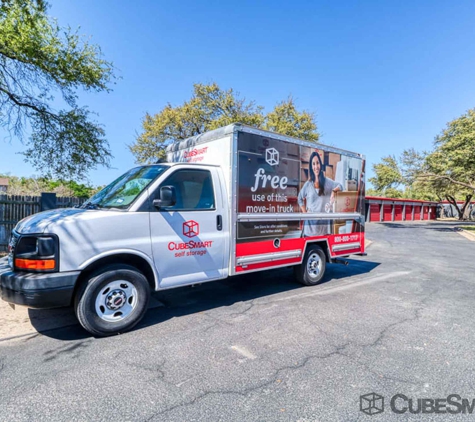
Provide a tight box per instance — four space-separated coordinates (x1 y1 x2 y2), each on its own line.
0 221 474 421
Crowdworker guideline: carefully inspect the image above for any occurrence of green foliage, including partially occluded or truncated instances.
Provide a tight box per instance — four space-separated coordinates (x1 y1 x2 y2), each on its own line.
430 108 475 190
0 0 115 179
0 173 98 197
366 187 405 198
370 108 475 219
369 155 404 192
370 150 459 201
45 179 97 197
264 97 319 142
131 83 319 164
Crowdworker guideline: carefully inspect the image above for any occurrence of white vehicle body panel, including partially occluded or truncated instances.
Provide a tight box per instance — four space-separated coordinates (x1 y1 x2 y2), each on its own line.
148 166 229 288
35 210 153 273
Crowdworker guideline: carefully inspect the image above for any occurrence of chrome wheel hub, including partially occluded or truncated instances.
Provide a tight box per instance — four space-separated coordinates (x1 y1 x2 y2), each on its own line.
306 253 322 278
95 280 138 322
106 290 127 310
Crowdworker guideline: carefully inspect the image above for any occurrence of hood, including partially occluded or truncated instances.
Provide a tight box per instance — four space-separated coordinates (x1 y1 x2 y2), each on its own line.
15 208 93 234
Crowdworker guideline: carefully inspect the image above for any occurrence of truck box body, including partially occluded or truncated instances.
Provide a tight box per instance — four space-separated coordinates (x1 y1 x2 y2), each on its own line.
166 124 366 275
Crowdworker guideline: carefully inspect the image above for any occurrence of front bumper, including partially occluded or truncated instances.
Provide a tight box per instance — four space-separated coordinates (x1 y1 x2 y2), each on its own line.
0 258 80 309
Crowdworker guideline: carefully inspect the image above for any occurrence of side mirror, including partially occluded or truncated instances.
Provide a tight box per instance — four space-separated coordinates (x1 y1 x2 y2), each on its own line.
153 185 176 209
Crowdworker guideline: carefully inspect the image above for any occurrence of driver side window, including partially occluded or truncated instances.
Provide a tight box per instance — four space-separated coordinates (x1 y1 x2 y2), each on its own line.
155 169 215 211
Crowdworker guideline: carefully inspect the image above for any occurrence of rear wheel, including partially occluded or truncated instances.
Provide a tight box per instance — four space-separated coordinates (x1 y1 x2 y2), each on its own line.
295 246 326 286
75 264 150 337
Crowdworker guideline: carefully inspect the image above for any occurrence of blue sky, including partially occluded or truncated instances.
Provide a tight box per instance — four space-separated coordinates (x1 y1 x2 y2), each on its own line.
2 0 475 187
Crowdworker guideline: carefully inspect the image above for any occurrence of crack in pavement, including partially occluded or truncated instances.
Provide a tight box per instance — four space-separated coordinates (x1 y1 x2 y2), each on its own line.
144 342 351 420
201 312 233 333
145 280 449 419
227 301 256 319
332 280 450 388
42 340 92 362
127 360 167 383
360 280 442 352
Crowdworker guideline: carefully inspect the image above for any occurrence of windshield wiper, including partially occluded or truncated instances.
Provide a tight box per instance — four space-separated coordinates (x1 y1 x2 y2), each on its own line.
81 201 100 210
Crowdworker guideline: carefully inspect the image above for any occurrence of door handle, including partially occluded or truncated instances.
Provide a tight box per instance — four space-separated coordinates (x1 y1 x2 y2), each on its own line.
217 215 222 231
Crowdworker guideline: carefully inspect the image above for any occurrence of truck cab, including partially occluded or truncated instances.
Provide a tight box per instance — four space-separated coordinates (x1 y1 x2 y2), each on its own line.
1 162 229 336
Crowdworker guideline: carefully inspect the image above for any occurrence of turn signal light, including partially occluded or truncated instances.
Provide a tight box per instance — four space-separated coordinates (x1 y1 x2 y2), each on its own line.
15 259 56 271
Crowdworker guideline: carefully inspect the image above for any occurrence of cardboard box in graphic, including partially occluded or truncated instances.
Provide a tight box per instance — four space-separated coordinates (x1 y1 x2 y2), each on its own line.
334 191 358 213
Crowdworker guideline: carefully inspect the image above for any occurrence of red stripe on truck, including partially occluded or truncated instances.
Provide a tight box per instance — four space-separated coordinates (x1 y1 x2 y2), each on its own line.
236 238 305 256
236 232 365 272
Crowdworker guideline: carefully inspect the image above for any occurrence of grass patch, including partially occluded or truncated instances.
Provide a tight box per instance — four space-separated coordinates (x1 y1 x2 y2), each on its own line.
460 226 475 232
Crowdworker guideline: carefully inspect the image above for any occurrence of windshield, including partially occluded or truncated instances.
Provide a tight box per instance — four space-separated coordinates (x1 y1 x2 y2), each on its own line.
82 165 168 210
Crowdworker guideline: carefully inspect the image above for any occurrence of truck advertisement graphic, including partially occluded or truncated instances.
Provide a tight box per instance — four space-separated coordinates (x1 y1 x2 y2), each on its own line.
237 131 365 242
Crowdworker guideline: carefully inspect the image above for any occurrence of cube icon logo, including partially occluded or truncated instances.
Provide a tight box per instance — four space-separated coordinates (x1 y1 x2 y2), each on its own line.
183 220 199 238
265 148 279 166
360 393 384 415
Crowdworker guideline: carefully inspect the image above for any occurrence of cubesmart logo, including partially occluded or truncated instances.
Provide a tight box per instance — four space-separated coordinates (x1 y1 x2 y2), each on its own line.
183 220 199 238
169 221 212 258
265 148 279 166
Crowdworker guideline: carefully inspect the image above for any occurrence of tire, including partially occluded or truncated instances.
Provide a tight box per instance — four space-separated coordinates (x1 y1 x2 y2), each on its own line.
295 246 327 286
74 264 151 337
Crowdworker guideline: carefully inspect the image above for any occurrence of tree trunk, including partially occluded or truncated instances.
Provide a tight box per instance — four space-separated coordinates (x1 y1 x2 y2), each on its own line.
461 194 474 220
445 195 463 219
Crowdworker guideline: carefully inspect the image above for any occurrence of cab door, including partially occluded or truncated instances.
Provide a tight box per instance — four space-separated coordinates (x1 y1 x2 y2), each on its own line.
149 166 228 288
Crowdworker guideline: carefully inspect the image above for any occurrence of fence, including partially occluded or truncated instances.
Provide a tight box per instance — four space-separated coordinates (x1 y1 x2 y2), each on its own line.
0 193 86 252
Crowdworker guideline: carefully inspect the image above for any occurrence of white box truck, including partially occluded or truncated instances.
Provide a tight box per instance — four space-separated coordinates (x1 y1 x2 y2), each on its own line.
0 124 366 336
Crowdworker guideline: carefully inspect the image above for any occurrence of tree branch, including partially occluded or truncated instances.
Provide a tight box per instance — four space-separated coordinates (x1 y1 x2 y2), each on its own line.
417 173 475 191
0 84 57 120
0 49 64 87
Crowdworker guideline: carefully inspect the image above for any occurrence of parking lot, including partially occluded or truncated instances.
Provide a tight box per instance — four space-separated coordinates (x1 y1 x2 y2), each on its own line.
0 221 474 421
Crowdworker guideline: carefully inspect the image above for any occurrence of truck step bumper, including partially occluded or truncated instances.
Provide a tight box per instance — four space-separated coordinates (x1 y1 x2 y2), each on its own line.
1 284 77 309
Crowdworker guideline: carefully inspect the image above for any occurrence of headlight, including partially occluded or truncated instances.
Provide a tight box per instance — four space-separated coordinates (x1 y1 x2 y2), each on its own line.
13 235 59 272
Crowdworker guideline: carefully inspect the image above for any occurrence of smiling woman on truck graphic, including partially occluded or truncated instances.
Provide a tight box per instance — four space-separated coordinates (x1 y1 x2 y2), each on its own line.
298 151 342 236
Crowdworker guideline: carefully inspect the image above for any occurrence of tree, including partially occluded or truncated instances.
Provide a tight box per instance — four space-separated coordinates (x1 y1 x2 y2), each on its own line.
130 83 319 164
0 173 99 197
369 109 475 220
0 0 115 179
263 97 319 142
369 155 404 194
369 150 440 200
431 109 475 189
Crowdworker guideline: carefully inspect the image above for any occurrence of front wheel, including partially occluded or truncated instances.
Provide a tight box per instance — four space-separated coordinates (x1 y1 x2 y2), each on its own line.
295 246 327 286
75 265 151 337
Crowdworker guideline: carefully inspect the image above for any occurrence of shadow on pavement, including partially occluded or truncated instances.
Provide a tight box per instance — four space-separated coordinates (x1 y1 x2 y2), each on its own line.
35 258 380 341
